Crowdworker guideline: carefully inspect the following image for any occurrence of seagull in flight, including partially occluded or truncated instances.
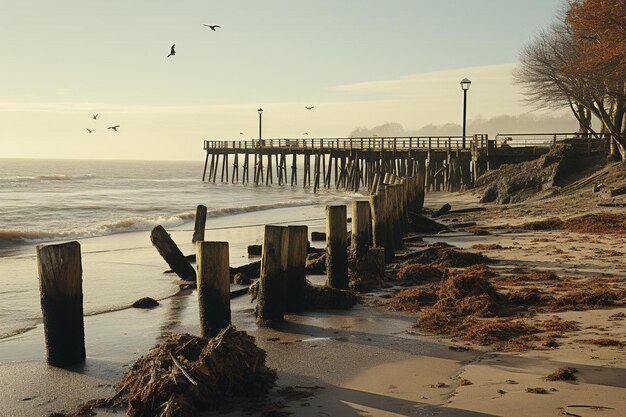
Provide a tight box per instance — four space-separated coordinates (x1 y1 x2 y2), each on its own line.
305 106 314 110
91 113 98 120
86 128 94 134
167 44 176 58
108 125 120 131
203 24 221 31
303 132 309 135
240 132 244 135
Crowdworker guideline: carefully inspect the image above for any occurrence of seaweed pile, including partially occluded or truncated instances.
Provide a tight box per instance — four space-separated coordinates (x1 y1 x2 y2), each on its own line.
305 283 358 310
509 213 626 234
404 246 490 268
76 326 276 417
381 255 625 350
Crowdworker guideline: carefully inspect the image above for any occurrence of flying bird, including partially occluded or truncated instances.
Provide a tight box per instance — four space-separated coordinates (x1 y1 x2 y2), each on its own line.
203 24 221 31
92 113 98 120
108 125 120 131
167 44 176 58
305 106 314 110
86 128 94 133
303 132 309 135
240 132 244 135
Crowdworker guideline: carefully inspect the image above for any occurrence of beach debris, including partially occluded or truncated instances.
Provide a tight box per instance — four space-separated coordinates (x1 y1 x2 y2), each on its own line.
76 326 276 417
429 382 450 388
407 214 448 233
449 345 472 352
471 243 506 250
404 246 490 268
545 367 578 381
311 231 326 242
458 377 473 386
132 297 159 309
600 183 626 198
386 287 438 312
230 261 260 281
150 225 196 281
276 385 324 401
526 387 549 394
432 203 451 218
305 283 358 310
305 252 326 274
576 338 624 348
508 213 626 234
233 272 252 285
396 264 444 282
247 244 262 256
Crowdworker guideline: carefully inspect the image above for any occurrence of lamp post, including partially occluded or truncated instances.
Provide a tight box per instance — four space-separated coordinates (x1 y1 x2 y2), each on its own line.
460 78 471 148
257 108 263 147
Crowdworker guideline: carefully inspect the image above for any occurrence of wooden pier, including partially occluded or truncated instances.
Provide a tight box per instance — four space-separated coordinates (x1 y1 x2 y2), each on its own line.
201 135 488 193
200 133 609 193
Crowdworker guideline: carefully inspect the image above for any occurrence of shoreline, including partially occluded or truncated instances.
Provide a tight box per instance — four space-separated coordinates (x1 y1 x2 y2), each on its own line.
2 191 626 417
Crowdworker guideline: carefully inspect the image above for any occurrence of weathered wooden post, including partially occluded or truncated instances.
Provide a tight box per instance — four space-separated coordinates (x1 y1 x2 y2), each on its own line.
196 241 231 337
256 225 290 326
326 205 348 289
150 226 196 281
351 201 371 259
37 241 85 367
286 225 308 313
192 204 207 243
370 186 387 252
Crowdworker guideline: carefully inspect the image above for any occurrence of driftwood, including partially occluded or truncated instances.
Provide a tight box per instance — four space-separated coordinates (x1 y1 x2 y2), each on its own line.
601 184 626 198
230 261 261 281
151 226 196 281
407 213 448 233
432 203 451 218
598 203 626 207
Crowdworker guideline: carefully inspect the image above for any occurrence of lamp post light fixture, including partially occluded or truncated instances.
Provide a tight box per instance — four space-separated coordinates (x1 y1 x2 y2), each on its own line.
460 78 471 148
257 108 264 147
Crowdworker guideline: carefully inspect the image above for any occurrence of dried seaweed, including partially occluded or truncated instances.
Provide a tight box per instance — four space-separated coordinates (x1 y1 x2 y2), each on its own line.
77 326 276 417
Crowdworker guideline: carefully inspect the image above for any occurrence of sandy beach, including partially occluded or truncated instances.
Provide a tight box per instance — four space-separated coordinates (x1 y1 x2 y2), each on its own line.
2 188 625 417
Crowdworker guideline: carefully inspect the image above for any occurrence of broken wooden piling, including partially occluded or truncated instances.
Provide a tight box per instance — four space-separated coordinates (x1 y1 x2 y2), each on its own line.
256 225 290 326
37 241 85 367
196 241 231 337
286 225 308 313
326 205 349 289
192 204 207 243
151 226 196 281
351 200 371 259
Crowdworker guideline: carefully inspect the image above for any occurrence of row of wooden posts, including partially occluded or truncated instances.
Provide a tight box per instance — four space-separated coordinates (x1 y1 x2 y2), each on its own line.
35 169 425 366
203 148 470 193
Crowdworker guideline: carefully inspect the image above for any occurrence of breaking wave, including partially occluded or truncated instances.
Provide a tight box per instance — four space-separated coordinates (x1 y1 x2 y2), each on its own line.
0 200 316 248
1 174 97 183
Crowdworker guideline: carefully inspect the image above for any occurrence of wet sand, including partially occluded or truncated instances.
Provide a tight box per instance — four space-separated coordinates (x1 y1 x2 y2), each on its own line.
2 192 625 417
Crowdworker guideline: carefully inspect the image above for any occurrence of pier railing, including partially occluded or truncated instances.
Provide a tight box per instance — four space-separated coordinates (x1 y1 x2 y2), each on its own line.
204 136 477 152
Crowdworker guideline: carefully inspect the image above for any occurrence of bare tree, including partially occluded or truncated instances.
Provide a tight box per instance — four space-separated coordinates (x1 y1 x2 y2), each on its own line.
514 3 626 160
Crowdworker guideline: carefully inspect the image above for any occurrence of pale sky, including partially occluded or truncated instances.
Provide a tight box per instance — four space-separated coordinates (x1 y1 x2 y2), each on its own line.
0 1 565 160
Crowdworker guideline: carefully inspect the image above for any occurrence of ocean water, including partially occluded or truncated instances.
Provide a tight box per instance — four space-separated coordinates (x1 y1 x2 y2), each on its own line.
0 158 355 341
